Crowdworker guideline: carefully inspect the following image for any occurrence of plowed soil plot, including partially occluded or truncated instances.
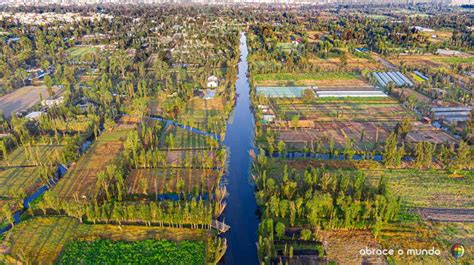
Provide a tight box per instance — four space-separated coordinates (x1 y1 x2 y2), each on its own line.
275 102 406 122
54 130 129 202
406 124 458 145
417 208 474 222
276 122 393 151
126 168 219 196
165 150 219 168
319 230 386 265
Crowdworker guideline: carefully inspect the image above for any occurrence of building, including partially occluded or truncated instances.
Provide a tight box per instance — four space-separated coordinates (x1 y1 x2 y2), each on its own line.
25 111 45 121
431 106 473 123
207 75 219 88
41 96 64 107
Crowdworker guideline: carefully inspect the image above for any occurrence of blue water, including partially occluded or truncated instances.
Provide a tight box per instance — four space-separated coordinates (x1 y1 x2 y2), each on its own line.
221 32 259 265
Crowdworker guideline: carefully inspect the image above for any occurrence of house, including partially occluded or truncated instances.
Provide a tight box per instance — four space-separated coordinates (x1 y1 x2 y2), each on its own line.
41 96 64 107
262 114 276 123
207 75 219 88
436 49 465 56
25 111 45 121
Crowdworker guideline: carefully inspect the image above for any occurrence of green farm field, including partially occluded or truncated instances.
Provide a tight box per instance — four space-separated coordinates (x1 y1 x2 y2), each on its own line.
433 56 474 64
56 239 205 265
160 125 217 150
67 46 100 60
365 169 474 209
253 72 357 83
0 167 43 197
0 145 64 167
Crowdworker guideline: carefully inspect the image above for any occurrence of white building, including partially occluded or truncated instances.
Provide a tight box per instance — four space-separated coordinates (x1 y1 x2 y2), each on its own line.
41 96 64 107
207 75 219 88
25 111 45 121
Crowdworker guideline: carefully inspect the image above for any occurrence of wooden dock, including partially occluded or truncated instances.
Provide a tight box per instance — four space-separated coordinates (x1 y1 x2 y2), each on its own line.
212 219 230 234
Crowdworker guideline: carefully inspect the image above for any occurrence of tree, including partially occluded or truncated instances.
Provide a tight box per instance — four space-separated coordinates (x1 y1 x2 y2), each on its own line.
455 141 471 170
275 222 285 239
300 229 312 240
277 140 285 156
2 204 14 226
290 115 299 131
44 75 53 97
302 89 315 102
395 117 412 141
383 132 401 167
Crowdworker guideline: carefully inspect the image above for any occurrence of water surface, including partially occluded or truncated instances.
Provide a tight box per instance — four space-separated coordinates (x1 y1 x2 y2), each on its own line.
221 32 259 265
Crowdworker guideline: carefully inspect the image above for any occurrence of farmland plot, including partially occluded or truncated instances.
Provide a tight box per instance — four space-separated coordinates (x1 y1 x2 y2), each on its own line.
160 125 214 150
53 129 129 202
276 122 394 151
252 72 366 87
165 150 222 169
126 168 219 197
406 124 458 144
0 145 64 167
365 169 474 209
3 216 207 265
0 167 43 197
273 101 407 122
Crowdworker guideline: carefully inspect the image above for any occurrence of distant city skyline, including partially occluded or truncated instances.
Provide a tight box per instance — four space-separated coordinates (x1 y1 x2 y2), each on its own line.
0 0 473 6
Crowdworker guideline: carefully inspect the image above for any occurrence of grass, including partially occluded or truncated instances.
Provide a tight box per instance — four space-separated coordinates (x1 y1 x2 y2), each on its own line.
276 42 298 50
56 239 205 265
366 169 474 209
67 46 100 60
0 145 64 167
2 216 207 264
433 56 474 64
0 167 43 197
254 72 357 82
160 125 214 150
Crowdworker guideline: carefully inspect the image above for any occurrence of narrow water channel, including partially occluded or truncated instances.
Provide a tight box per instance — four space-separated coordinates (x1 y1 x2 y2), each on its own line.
221 32 259 265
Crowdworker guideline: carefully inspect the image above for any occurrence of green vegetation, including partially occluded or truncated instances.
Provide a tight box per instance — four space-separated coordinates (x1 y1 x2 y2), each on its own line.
433 56 474 64
254 154 400 262
56 239 205 265
253 72 357 82
66 46 100 60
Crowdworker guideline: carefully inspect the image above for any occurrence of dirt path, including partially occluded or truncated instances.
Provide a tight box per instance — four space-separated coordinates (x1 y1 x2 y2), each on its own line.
373 54 398 71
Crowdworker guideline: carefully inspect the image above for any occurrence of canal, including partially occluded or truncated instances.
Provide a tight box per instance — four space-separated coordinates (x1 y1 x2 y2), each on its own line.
221 32 259 265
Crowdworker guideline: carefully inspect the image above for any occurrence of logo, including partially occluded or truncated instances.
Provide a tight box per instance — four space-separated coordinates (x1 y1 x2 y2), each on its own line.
451 244 465 259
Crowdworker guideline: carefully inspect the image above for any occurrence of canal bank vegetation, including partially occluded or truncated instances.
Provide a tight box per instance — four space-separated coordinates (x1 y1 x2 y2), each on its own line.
253 154 400 263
